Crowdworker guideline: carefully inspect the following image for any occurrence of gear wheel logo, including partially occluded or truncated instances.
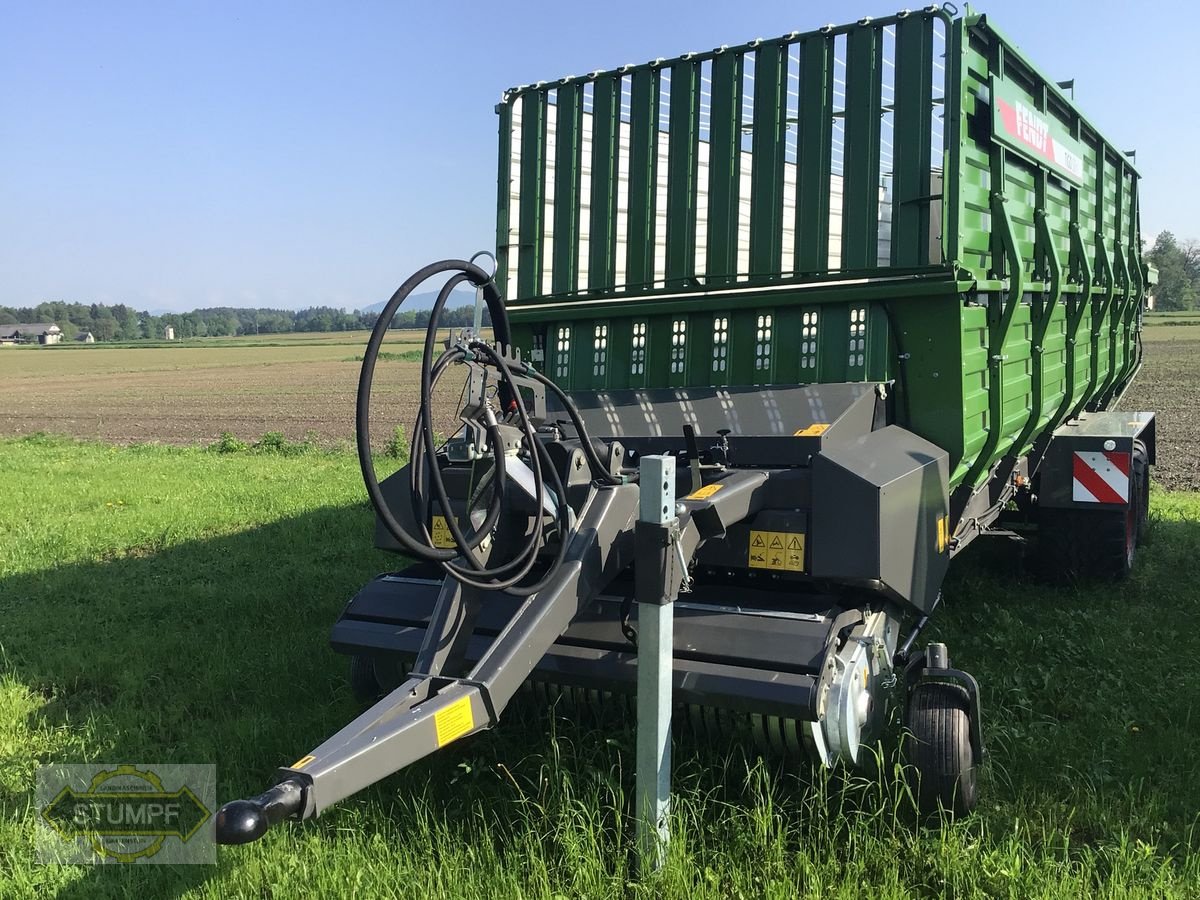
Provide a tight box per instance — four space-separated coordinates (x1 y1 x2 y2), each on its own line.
40 764 212 863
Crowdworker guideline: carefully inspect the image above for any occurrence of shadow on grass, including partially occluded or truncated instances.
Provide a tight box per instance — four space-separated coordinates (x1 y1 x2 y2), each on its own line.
1 502 397 898
2 499 1199 897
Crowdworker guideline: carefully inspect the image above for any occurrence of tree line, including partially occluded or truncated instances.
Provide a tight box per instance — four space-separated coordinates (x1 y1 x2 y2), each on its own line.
0 301 489 341
1145 232 1200 311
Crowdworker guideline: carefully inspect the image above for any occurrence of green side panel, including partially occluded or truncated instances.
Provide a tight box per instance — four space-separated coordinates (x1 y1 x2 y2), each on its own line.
891 14 934 267
646 315 671 388
1021 169 1068 451
998 307 1034 455
892 298 989 486
799 304 823 384
941 16 965 269
842 301 869 383
687 312 714 386
841 26 881 270
816 304 848 384
516 92 546 300
1003 161 1037 273
752 308 778 385
795 34 833 274
625 68 660 291
1087 151 1112 411
492 7 1145 493
1044 179 1073 272
774 306 802 385
608 317 634 388
1039 301 1069 426
952 30 992 276
549 322 573 383
749 42 786 279
588 76 620 292
704 312 729 387
551 83 583 295
495 102 513 300
728 308 757 386
866 305 890 383
664 59 700 288
580 320 611 389
569 321 592 387
706 51 743 285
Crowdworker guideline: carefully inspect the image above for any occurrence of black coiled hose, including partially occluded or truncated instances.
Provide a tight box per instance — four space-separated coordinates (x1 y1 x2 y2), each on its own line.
356 259 575 596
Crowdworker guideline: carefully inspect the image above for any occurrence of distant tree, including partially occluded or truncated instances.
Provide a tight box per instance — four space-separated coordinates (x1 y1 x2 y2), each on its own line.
1145 231 1200 311
0 297 478 338
93 313 118 341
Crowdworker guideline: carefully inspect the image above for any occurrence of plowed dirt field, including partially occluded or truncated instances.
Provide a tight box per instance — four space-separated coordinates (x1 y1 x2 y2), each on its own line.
2 320 1194 487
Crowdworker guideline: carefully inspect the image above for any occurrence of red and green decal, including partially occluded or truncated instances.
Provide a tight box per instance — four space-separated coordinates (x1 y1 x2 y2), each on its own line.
990 76 1085 185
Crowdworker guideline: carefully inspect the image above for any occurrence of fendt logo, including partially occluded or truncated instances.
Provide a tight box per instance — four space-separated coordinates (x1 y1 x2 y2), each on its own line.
996 97 1085 182
1011 99 1050 154
38 764 215 864
992 81 1086 185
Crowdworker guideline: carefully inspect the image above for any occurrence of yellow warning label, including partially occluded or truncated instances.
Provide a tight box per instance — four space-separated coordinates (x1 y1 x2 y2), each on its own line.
431 515 455 549
685 483 723 500
936 515 948 553
434 695 475 747
748 530 805 572
794 423 830 437
290 755 316 771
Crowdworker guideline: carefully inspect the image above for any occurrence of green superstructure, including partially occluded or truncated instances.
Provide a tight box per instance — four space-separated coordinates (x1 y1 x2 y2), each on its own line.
495 7 1146 494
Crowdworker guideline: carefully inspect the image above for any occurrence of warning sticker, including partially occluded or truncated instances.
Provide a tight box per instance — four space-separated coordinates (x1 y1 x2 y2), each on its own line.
434 695 475 747
685 483 723 501
794 423 830 437
936 515 949 553
748 530 805 572
431 515 455 549
290 755 316 771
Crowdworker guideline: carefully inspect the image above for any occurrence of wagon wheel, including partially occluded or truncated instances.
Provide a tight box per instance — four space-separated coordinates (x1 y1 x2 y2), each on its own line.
904 682 978 818
350 654 412 704
1036 454 1144 582
1133 439 1150 546
349 655 383 704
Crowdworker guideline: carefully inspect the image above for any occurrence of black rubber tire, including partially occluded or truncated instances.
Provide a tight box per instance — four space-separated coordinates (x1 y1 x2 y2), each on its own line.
1133 440 1150 546
1036 480 1140 582
904 682 978 818
349 655 382 704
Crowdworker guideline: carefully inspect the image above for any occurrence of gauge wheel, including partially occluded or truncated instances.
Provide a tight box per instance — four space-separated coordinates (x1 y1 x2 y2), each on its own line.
904 682 978 818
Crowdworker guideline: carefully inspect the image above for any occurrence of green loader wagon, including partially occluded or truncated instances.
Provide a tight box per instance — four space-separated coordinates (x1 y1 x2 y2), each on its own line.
215 4 1155 842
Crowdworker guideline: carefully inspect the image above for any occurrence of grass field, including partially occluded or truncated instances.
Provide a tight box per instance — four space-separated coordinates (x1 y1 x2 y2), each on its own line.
1 435 1199 898
1 315 1197 896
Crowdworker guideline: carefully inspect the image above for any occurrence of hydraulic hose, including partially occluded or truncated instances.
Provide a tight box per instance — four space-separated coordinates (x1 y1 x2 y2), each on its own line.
525 368 633 485
408 275 551 586
356 257 572 596
356 259 500 563
410 277 505 562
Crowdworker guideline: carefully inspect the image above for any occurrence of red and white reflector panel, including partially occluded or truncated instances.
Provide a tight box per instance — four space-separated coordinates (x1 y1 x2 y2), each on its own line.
1071 450 1130 504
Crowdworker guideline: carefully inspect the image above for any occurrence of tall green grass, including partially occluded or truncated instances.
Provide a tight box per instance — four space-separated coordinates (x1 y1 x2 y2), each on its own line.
1 435 1198 898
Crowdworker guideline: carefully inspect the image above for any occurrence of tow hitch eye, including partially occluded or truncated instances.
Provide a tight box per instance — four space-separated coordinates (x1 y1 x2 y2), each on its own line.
214 778 306 845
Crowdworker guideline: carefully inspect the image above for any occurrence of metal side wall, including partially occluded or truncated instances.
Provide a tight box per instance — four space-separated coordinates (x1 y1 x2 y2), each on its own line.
493 6 1147 499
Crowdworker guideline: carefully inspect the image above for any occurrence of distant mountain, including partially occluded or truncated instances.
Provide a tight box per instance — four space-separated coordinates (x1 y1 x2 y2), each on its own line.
358 286 479 315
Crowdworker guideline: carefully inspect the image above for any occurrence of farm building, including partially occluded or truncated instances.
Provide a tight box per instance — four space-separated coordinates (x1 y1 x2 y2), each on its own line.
163 325 175 341
0 323 62 345
76 331 95 343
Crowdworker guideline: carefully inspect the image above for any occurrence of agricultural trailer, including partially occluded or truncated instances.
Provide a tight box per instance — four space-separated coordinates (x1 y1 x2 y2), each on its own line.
216 4 1155 843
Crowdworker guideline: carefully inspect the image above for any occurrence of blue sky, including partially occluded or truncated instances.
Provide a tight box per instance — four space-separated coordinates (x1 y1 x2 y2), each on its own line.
2 1 1194 311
